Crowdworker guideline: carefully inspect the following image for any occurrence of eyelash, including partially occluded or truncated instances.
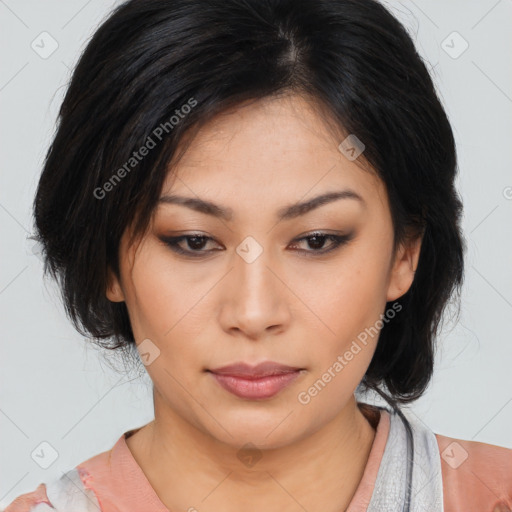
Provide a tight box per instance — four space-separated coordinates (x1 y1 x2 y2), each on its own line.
160 232 353 258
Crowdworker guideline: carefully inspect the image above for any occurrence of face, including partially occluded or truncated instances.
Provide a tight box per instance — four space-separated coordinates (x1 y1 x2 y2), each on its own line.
107 93 421 450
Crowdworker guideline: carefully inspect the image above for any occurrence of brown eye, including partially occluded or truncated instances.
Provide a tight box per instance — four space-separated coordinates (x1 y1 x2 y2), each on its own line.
160 234 221 257
288 232 354 255
160 231 354 259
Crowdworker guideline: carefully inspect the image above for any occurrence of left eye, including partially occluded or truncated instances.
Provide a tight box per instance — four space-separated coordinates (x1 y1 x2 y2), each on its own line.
289 232 352 254
160 232 353 258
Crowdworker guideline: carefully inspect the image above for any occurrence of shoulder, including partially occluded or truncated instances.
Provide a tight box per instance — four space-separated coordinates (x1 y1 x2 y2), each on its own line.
2 468 101 512
435 432 512 511
2 431 133 512
2 483 51 512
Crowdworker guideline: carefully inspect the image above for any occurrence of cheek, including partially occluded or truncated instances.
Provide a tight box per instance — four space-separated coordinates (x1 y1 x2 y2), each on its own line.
124 249 213 366
297 265 384 411
121 249 185 340
307 247 390 362
324 259 389 320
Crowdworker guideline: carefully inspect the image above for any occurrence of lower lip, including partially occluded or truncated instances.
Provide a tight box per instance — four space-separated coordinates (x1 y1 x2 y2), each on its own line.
209 371 302 400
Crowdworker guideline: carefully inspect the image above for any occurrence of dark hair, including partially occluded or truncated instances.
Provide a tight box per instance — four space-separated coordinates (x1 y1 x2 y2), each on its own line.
32 0 466 405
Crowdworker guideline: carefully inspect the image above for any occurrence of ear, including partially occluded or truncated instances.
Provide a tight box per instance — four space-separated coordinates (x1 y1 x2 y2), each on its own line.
106 266 125 302
386 233 423 302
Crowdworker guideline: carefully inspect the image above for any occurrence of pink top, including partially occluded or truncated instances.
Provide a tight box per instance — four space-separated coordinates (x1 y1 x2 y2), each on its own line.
4 406 512 512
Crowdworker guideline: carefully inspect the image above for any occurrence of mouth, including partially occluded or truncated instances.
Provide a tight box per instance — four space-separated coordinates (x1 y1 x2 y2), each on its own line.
208 361 304 378
206 361 305 400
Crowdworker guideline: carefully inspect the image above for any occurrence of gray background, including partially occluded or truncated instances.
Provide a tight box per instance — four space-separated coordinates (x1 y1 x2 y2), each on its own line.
1 0 511 506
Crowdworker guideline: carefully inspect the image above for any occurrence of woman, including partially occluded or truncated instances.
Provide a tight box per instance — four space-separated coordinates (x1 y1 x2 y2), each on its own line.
4 0 511 511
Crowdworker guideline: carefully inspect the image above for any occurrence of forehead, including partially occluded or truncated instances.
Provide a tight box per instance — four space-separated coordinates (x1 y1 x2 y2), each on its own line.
160 94 388 215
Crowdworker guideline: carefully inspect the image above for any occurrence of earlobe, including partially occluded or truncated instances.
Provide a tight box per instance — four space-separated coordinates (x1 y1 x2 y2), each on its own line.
386 235 423 302
106 267 125 302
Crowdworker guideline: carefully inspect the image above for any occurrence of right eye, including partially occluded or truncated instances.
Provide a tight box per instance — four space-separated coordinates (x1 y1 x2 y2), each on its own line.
160 234 222 258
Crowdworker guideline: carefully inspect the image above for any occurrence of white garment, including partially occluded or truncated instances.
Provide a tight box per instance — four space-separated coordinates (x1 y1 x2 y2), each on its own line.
30 468 100 512
367 404 444 512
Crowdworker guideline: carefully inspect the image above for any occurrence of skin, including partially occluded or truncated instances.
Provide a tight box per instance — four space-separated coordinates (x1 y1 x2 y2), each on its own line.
106 93 422 512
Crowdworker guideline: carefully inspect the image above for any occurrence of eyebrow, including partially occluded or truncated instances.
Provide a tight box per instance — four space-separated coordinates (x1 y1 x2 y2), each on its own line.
157 189 365 221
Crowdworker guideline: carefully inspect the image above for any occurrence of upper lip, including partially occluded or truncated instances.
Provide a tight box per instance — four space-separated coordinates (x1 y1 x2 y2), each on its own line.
208 361 302 378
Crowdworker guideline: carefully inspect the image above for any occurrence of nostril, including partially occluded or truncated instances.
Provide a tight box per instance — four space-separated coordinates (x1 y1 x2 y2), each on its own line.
492 502 512 512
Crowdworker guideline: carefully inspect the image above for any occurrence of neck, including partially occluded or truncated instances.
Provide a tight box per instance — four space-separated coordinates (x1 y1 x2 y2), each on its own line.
127 392 378 512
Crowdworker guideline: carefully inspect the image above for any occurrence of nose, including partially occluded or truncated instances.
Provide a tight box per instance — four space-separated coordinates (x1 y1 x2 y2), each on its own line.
218 240 291 340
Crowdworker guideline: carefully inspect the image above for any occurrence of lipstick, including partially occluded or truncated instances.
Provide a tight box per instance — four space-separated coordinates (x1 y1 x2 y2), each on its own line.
207 362 304 400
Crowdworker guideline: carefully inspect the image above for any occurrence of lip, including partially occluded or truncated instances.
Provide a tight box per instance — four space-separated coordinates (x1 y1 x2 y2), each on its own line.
209 371 302 400
207 361 305 400
208 361 302 378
